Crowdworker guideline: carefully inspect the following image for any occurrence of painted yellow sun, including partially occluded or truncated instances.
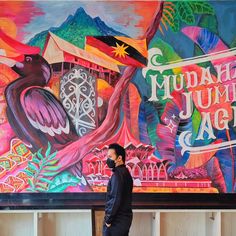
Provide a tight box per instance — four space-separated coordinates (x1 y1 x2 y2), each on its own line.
112 43 129 58
0 17 17 38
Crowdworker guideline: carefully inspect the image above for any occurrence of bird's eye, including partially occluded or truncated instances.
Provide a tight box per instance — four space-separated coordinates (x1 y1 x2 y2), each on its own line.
25 56 32 62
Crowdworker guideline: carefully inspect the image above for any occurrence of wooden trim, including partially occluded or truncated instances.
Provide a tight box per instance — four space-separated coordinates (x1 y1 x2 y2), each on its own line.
1 193 236 210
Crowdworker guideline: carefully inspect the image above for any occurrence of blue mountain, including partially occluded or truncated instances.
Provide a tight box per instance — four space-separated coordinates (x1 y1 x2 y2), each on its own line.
28 7 126 51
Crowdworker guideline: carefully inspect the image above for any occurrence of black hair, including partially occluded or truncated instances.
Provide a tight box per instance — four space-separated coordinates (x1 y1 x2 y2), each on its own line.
108 143 126 163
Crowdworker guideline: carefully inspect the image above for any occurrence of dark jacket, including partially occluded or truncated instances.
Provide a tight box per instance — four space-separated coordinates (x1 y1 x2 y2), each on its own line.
104 164 133 224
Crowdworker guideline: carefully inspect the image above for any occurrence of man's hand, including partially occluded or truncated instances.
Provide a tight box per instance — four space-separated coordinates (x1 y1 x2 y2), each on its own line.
105 222 111 227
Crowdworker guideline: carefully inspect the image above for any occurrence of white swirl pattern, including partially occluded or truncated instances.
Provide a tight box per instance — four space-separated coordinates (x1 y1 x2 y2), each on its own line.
60 66 97 137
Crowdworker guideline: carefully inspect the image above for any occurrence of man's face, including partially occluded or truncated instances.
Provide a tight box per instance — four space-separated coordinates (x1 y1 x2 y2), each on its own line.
107 149 118 161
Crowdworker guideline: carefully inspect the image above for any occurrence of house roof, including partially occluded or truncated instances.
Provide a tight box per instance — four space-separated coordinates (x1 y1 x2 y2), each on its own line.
43 32 120 73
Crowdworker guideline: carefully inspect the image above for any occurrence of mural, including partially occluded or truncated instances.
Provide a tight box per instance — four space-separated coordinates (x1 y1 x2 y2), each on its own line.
0 0 236 193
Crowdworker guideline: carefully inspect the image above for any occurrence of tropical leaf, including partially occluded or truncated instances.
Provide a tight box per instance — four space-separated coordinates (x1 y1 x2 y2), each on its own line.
189 1 214 15
26 188 34 192
162 1 215 33
24 142 60 192
42 172 60 177
35 187 47 192
28 162 39 172
38 177 53 185
45 159 59 166
191 109 201 142
32 156 40 164
160 2 175 33
45 142 51 158
37 149 44 160
24 169 34 177
28 178 34 188
48 171 81 192
35 182 48 189
48 183 77 192
43 166 60 171
46 152 58 161
177 2 195 25
169 12 180 32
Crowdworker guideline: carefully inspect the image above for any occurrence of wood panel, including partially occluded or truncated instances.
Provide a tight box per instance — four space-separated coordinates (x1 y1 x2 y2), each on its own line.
38 211 92 236
160 212 207 236
0 212 34 236
221 212 236 236
94 210 105 236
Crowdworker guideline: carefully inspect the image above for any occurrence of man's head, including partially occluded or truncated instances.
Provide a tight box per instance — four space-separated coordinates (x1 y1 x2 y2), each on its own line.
107 143 126 167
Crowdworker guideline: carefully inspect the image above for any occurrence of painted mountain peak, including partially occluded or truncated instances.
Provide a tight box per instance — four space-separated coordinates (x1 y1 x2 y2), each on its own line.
28 7 126 52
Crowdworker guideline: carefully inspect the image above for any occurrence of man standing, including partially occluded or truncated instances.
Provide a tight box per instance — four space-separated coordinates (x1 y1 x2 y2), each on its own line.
103 143 133 236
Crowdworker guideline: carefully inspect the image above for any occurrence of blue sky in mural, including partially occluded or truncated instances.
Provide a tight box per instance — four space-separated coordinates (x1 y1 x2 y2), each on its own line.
23 1 236 57
24 1 143 42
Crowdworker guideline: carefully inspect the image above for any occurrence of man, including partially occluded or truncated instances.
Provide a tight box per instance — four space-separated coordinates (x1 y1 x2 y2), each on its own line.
103 143 133 236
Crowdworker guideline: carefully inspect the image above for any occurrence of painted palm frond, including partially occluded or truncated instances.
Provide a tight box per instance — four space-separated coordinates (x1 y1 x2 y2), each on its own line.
159 2 175 34
160 1 214 34
24 142 60 192
24 142 82 192
189 1 215 15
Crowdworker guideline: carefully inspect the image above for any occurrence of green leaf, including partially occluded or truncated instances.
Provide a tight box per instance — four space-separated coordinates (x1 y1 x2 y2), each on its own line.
32 156 40 165
47 151 58 161
177 2 195 25
190 2 214 15
28 178 34 188
25 188 33 192
24 169 34 177
35 182 48 189
191 108 201 143
170 13 180 32
24 143 61 192
28 162 39 172
45 159 59 166
44 166 61 171
45 142 51 158
35 187 47 192
42 172 60 177
38 177 53 185
48 182 77 192
48 171 81 192
37 149 44 160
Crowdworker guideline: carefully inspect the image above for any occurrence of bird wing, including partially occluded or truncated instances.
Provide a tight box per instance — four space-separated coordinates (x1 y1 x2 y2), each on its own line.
20 86 72 137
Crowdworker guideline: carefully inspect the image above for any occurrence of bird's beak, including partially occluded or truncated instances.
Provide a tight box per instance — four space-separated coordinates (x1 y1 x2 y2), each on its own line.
0 48 24 68
11 61 25 76
0 54 24 77
0 55 18 67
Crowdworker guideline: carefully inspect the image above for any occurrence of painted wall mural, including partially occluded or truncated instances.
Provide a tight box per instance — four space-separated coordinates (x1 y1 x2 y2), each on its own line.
0 0 236 193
